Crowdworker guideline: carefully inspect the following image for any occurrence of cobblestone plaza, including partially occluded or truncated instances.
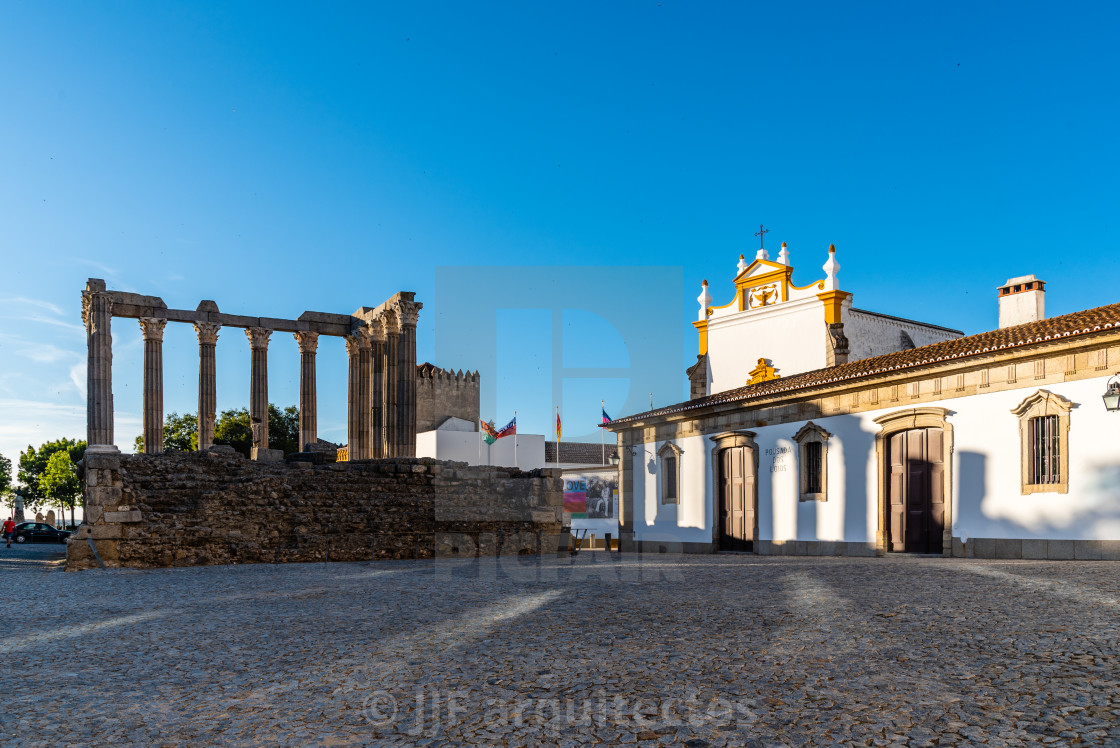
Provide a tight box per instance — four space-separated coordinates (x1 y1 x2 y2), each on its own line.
3 549 1118 746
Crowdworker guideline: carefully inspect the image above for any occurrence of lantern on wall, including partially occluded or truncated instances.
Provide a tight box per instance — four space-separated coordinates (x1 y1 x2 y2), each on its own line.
1103 375 1120 412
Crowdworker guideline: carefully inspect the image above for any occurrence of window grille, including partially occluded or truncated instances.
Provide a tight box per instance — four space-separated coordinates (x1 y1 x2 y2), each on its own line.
804 442 822 494
1029 415 1060 484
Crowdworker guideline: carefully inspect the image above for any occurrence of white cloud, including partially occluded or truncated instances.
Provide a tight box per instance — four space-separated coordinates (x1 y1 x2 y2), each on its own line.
0 297 64 316
69 362 87 399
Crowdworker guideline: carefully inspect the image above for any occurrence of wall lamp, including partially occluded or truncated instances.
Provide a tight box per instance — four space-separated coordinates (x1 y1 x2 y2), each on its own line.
1103 374 1120 412
608 453 620 466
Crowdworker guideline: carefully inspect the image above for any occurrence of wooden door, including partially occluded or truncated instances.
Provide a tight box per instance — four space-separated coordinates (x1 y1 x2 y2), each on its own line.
886 428 945 554
719 446 754 551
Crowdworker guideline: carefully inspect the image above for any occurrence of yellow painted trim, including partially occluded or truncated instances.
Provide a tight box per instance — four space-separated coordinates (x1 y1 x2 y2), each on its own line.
790 278 827 292
734 267 792 292
733 258 787 283
693 320 708 355
707 296 738 313
817 290 851 325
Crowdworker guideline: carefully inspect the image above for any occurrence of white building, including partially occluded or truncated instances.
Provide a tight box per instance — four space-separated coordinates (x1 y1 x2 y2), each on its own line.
607 242 1120 559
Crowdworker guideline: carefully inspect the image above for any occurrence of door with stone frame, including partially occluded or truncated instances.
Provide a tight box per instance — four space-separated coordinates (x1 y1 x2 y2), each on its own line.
718 446 755 551
887 427 945 553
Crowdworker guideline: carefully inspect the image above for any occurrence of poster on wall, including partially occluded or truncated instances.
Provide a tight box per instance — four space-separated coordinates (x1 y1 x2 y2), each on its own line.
563 474 617 519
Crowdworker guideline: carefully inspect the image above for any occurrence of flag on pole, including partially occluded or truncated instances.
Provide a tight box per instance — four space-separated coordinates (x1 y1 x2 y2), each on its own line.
601 407 612 424
480 419 499 445
496 416 517 439
556 411 562 440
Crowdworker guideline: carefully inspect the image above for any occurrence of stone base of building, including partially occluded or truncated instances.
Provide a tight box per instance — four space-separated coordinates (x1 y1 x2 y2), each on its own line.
952 537 1120 560
69 450 563 571
759 540 879 557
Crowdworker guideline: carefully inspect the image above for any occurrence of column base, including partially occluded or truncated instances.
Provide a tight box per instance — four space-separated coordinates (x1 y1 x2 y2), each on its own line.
85 444 121 455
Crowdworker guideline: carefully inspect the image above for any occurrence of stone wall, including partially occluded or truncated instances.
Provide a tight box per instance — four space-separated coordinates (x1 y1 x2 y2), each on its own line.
68 449 563 570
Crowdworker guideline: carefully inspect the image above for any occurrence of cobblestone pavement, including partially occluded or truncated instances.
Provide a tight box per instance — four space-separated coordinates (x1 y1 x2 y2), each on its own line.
3 553 1119 747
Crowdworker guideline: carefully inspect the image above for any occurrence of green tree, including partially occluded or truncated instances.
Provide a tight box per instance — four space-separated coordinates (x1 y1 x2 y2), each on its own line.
135 412 199 453
0 453 12 511
214 404 300 457
18 438 86 512
41 451 81 529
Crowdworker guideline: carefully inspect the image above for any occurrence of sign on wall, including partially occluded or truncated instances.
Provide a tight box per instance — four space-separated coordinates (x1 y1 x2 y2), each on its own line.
563 474 617 519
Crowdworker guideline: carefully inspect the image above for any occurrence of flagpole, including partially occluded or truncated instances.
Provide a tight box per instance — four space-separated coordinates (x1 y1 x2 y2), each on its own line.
601 399 605 465
513 410 518 469
556 405 560 467
477 419 481 466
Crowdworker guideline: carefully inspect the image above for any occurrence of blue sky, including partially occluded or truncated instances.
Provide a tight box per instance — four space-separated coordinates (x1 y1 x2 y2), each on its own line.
1 1 1118 462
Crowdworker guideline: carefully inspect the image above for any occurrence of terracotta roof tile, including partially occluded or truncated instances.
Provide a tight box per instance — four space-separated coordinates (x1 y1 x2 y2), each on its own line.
609 302 1120 426
545 441 619 465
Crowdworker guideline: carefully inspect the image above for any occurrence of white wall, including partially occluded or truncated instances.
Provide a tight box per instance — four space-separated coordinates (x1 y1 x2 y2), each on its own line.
845 308 960 362
706 297 829 394
628 373 1120 546
416 430 546 469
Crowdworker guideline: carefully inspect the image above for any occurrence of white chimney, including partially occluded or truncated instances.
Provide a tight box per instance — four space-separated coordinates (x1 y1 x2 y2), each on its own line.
998 275 1045 328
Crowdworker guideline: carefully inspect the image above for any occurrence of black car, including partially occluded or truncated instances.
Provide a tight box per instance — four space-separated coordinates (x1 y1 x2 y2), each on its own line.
12 522 70 544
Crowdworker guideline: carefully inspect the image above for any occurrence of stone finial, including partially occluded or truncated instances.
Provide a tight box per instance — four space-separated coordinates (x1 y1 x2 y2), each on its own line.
139 317 168 342
755 247 770 262
194 322 220 346
823 244 840 291
697 280 712 321
777 241 790 267
245 327 272 350
736 254 748 275
294 330 319 354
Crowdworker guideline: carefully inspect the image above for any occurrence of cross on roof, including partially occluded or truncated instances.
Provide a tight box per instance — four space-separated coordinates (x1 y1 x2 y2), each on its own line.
754 224 769 249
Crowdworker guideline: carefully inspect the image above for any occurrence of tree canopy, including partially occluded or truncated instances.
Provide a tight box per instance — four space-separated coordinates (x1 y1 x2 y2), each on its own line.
41 451 80 507
134 411 198 453
0 453 12 510
18 439 86 512
137 405 301 458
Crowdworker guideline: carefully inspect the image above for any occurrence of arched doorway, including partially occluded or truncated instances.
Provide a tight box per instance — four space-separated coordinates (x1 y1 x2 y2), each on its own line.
874 408 953 555
710 431 758 552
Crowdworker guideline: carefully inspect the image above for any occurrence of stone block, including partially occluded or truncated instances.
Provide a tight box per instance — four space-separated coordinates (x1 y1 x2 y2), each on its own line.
1022 539 1048 559
846 543 877 557
793 541 808 556
251 448 284 462
951 537 964 557
819 541 837 556
1099 540 1120 560
757 540 772 556
995 538 1022 559
1047 540 1075 560
1074 540 1102 560
805 541 821 556
102 509 142 524
972 538 996 559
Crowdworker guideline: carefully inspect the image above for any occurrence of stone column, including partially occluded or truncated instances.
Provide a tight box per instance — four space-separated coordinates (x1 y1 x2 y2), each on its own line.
345 332 370 459
139 317 167 454
383 310 399 458
395 299 422 458
82 279 115 449
246 327 272 458
369 318 386 459
294 331 319 452
194 323 220 450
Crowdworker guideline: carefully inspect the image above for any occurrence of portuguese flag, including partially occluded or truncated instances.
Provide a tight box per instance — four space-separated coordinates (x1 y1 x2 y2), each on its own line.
480 420 499 445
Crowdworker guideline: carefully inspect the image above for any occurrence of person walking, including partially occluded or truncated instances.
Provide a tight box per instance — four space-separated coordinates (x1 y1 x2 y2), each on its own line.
2 517 14 548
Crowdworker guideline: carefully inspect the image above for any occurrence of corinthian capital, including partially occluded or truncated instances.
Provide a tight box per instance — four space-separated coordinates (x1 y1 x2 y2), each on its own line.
139 317 168 342
344 329 370 355
381 308 400 335
393 300 422 327
194 322 221 346
294 331 319 355
245 327 272 350
366 317 386 344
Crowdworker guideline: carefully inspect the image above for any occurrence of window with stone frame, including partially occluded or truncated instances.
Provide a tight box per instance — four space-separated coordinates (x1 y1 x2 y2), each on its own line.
793 421 830 502
1011 390 1072 494
657 442 684 504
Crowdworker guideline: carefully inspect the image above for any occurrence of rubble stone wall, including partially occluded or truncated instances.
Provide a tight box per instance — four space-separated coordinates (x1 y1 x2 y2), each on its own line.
68 450 563 570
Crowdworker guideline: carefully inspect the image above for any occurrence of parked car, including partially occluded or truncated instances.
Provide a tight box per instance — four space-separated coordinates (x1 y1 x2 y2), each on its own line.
12 522 71 544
